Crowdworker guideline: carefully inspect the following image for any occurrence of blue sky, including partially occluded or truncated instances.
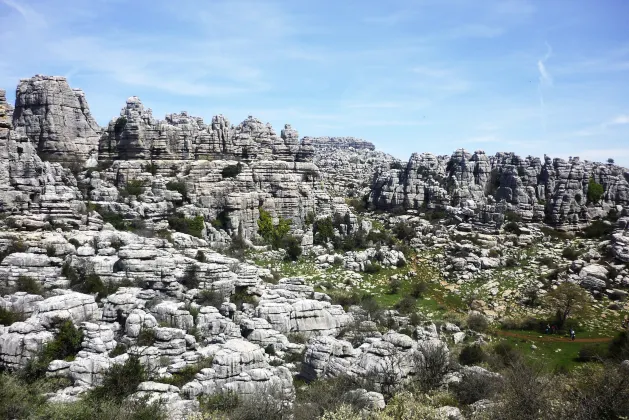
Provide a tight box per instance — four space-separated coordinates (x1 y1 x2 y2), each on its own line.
1 0 628 165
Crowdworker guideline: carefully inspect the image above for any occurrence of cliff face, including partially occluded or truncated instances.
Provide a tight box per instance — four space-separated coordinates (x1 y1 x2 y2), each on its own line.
12 75 100 166
0 88 86 229
370 149 629 229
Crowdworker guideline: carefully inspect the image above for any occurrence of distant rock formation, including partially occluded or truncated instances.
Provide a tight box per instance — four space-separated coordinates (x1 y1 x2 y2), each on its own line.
99 97 313 162
370 149 629 229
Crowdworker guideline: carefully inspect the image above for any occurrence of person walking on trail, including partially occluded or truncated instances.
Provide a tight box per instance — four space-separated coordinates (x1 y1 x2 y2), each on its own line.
545 324 550 334
570 328 576 341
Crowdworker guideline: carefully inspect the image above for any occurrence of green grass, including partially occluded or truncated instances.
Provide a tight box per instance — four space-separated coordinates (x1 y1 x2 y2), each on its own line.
493 333 609 371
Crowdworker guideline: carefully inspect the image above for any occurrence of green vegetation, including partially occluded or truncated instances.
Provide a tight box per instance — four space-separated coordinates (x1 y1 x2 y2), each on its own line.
167 215 205 238
15 275 42 295
166 180 188 201
158 357 213 387
22 320 83 383
120 179 146 197
587 177 604 203
257 208 291 248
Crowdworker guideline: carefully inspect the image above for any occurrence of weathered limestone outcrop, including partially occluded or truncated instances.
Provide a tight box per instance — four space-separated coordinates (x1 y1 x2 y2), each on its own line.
370 149 629 229
13 75 100 166
310 136 398 198
99 97 312 162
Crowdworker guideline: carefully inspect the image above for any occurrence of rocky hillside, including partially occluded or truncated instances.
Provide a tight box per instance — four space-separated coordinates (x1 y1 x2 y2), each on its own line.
0 75 628 420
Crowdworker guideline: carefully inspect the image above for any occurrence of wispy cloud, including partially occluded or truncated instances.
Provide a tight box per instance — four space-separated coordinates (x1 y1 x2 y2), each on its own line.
1 0 47 27
537 42 553 133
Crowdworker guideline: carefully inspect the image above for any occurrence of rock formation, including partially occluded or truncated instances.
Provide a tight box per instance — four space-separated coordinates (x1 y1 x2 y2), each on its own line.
12 75 100 166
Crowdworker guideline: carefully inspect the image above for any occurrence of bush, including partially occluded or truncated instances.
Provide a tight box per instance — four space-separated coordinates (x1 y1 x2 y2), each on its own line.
346 198 367 213
459 344 486 365
395 296 417 315
159 357 213 387
414 342 450 391
22 320 83 382
196 290 225 309
283 235 302 261
196 250 206 262
387 277 402 294
136 328 156 347
168 215 204 238
608 330 629 361
503 221 521 235
143 161 158 175
363 262 382 274
454 369 500 405
0 307 22 326
581 220 614 239
15 275 42 295
466 313 489 332
578 344 606 362
199 391 240 413
393 222 415 241
89 356 146 402
121 179 145 197
258 208 292 248
314 217 335 245
221 163 243 178
562 246 582 260
180 265 200 289
587 177 604 203
409 280 428 298
166 180 188 201
114 116 127 134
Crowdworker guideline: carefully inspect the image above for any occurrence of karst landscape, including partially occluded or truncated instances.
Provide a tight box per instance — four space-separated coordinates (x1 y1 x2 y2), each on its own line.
0 75 628 420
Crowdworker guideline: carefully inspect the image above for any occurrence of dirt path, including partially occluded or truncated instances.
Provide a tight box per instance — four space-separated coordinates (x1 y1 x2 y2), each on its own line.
495 330 614 343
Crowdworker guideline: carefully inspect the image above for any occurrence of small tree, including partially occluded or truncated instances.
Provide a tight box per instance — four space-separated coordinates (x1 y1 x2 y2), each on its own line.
542 282 590 328
607 158 614 164
587 177 604 204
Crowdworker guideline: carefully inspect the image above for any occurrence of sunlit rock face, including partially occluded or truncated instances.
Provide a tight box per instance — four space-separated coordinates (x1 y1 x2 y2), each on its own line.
12 75 101 166
370 148 629 229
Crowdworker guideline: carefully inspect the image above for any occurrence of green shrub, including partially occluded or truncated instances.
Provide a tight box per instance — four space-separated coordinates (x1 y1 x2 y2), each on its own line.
166 181 188 201
503 222 522 235
608 331 629 361
120 179 145 197
15 275 42 295
196 250 206 262
136 328 156 347
181 265 200 289
409 280 428 298
578 344 606 362
395 296 417 314
466 313 489 332
211 211 230 230
257 208 292 248
363 262 381 274
109 343 127 357
393 222 415 241
505 211 521 222
158 357 213 387
89 356 146 402
283 235 302 261
562 247 582 261
581 220 614 239
199 392 240 413
587 177 604 203
46 245 56 257
0 307 22 326
314 217 335 245
143 162 158 175
22 320 83 382
221 163 243 178
459 344 486 365
197 290 225 309
167 215 204 238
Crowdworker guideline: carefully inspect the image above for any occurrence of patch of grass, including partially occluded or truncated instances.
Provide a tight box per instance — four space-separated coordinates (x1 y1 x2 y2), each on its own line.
15 275 42 295
158 357 213 387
